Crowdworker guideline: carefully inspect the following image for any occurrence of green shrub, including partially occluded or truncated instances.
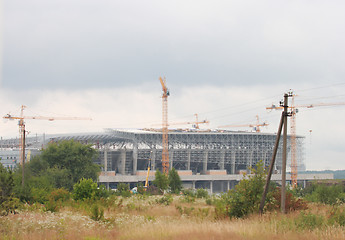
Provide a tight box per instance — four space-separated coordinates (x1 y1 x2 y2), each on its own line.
182 188 195 197
117 183 131 197
73 178 98 201
328 206 345 226
196 188 208 198
169 168 182 194
0 196 21 216
48 188 70 202
156 194 173 205
295 212 325 230
44 199 59 213
90 204 104 221
180 195 195 203
304 183 345 205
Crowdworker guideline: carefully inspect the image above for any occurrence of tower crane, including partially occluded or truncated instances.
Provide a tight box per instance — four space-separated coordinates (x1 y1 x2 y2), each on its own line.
3 105 92 186
151 113 209 129
267 94 345 188
218 115 268 132
159 77 170 174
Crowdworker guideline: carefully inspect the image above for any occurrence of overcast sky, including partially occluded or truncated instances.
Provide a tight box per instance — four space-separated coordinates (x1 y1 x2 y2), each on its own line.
1 0 345 171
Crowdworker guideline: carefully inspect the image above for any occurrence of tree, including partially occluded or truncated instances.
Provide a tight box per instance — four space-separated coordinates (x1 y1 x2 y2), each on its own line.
215 161 266 218
30 140 100 190
153 170 169 193
168 168 182 194
0 163 14 205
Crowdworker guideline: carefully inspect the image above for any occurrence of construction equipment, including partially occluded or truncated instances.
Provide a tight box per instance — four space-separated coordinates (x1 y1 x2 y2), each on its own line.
152 113 209 129
144 157 152 189
3 105 92 186
267 94 345 188
159 77 170 174
218 115 268 132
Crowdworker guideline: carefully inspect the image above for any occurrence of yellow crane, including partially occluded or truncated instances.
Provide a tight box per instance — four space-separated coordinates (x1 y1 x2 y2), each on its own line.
218 115 268 132
152 113 209 129
159 77 170 174
267 96 345 188
3 105 92 186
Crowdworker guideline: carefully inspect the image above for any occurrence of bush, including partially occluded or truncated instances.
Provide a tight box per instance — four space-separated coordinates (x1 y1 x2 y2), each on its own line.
328 205 345 226
182 188 195 197
156 194 173 205
153 170 169 193
116 183 131 197
295 212 325 230
220 161 266 218
196 188 208 198
304 183 345 205
90 204 104 221
73 178 98 201
48 188 70 202
266 187 308 212
169 168 182 194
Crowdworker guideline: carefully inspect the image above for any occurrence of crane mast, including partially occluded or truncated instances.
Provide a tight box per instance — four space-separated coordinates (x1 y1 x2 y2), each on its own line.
159 77 169 174
290 94 298 188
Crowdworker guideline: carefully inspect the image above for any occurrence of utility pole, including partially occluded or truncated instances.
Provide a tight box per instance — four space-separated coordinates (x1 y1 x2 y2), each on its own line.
260 93 291 214
259 111 284 214
281 93 290 214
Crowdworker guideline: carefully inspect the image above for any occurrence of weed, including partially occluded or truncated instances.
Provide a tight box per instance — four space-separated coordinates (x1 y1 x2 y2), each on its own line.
90 204 104 221
156 194 173 205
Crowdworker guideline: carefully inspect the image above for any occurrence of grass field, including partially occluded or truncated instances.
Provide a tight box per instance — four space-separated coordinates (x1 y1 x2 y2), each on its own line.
1 195 344 240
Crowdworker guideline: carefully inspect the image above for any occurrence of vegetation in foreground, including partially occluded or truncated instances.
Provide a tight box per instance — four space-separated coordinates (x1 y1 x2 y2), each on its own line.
0 140 345 239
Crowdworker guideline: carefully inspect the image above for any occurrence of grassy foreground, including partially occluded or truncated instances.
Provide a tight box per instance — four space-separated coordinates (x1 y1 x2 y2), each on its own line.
0 195 344 240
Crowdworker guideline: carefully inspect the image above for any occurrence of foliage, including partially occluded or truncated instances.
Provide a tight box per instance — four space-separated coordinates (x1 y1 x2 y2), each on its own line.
90 204 104 221
328 205 345 226
295 211 325 230
0 164 21 215
181 188 195 197
213 161 266 219
153 170 169 193
196 188 209 198
156 194 173 205
304 183 345 204
73 178 99 201
27 140 100 191
0 164 15 205
168 168 182 194
116 183 131 197
265 187 308 212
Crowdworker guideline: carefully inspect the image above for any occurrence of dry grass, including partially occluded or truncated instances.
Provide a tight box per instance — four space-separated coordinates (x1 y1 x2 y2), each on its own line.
0 196 344 240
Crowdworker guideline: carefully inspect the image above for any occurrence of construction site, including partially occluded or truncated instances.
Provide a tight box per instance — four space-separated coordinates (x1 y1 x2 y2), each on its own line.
0 78 336 193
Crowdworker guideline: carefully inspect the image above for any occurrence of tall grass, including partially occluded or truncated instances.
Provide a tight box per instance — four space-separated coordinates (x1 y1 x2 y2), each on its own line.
0 196 344 240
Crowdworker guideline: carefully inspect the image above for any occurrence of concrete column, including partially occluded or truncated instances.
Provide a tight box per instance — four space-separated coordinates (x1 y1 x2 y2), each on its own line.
120 149 126 174
169 149 174 170
303 180 306 188
133 142 138 175
227 181 230 191
187 149 191 170
106 182 109 190
151 149 156 170
210 181 213 194
203 150 208 173
192 181 196 189
104 149 108 172
231 150 236 174
220 150 225 170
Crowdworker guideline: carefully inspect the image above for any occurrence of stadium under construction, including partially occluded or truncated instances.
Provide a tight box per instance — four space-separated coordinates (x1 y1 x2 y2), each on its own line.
0 129 332 193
